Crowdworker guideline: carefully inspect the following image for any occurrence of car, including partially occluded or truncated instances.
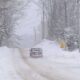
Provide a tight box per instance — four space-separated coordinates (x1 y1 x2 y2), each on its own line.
30 48 43 58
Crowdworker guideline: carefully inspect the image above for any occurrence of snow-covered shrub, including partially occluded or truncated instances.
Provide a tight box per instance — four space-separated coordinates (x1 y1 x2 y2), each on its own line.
64 34 78 51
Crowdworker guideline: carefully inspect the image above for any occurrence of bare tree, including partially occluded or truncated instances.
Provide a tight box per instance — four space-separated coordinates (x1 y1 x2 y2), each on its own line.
77 0 80 52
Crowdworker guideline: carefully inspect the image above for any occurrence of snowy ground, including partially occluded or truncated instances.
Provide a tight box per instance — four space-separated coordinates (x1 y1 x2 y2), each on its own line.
0 40 80 80
0 47 22 80
0 47 48 80
20 40 80 80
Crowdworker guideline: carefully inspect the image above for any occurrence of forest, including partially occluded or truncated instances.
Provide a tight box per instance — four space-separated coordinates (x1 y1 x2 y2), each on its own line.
0 1 80 80
0 0 80 51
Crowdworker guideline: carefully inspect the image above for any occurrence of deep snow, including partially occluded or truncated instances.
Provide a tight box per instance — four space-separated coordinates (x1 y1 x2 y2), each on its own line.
0 40 80 80
0 47 22 80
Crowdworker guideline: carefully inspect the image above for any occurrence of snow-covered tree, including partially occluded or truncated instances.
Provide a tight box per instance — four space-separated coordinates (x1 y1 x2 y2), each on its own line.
0 0 30 47
42 0 79 51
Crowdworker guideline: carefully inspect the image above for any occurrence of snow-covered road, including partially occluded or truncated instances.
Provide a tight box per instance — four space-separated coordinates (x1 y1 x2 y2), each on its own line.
0 40 80 80
0 47 48 80
20 40 80 80
13 48 49 80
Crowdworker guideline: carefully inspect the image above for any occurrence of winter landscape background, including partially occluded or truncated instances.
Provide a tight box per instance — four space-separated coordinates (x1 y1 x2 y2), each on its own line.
0 0 80 50
0 0 80 80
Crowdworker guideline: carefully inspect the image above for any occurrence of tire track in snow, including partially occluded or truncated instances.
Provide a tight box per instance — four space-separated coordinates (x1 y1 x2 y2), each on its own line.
13 48 49 80
18 49 54 80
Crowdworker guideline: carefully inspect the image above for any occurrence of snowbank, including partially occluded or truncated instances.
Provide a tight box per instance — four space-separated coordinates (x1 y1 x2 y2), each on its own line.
0 47 22 80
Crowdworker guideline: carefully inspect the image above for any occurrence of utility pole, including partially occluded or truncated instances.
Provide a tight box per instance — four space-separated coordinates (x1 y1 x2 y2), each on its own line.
64 0 67 50
42 0 45 39
77 0 80 52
